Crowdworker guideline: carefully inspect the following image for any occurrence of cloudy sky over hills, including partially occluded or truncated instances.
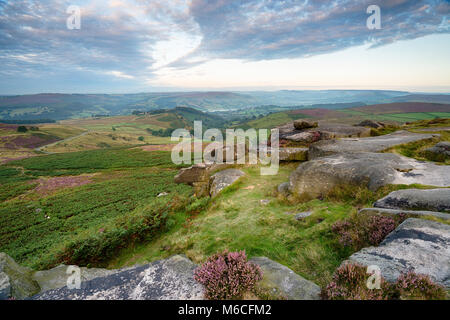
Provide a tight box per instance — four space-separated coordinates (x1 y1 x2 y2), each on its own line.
0 0 449 94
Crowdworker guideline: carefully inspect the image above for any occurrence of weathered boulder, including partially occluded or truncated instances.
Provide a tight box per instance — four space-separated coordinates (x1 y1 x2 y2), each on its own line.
357 119 385 129
0 253 40 299
359 207 450 221
174 163 210 185
347 218 450 288
278 147 308 161
250 257 320 300
289 152 450 198
424 141 450 161
32 265 119 293
278 122 370 146
209 169 245 197
308 130 436 160
259 147 308 161
32 255 204 300
0 272 11 300
374 188 450 213
293 119 318 130
277 182 290 196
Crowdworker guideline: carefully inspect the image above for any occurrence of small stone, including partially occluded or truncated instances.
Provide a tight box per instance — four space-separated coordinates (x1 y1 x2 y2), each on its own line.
277 182 290 196
157 192 169 197
294 211 313 220
260 199 270 205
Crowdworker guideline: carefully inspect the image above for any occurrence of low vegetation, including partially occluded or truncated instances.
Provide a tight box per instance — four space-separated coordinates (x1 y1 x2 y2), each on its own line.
332 213 406 250
322 263 447 300
0 148 193 269
194 250 263 300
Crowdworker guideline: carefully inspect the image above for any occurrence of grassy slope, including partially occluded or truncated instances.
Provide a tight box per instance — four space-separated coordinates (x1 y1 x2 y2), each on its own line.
0 148 192 269
107 163 355 287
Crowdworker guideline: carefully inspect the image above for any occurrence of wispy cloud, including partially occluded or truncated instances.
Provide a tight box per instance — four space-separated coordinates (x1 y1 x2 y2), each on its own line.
0 0 448 93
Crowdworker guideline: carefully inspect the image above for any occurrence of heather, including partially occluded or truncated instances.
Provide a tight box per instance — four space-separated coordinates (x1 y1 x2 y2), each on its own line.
332 212 406 250
194 250 263 300
323 263 447 300
395 272 447 300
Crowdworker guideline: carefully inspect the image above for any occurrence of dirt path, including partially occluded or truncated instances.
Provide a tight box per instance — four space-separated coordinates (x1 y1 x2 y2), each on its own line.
34 130 89 154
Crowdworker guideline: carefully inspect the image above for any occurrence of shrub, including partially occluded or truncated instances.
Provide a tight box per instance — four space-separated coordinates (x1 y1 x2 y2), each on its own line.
395 272 447 300
194 250 263 300
332 213 405 250
322 263 392 300
323 263 447 300
17 126 28 133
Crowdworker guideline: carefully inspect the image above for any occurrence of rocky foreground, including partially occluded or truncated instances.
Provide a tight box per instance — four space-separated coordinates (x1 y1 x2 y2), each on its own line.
2 120 449 300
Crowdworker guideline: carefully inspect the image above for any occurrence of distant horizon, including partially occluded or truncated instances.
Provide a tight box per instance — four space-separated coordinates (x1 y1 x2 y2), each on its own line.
1 88 450 97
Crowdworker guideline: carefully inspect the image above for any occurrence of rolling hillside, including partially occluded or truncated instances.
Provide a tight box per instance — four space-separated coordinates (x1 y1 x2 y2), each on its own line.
2 90 448 121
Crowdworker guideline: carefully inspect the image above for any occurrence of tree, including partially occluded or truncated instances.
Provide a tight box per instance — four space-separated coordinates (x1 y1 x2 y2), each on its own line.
17 126 28 133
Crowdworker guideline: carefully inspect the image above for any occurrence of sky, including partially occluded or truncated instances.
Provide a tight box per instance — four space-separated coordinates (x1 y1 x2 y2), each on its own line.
0 0 449 94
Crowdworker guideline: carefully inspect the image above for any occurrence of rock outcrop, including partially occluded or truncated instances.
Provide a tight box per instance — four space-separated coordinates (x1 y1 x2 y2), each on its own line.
293 119 318 130
308 130 436 160
32 265 119 293
347 218 450 288
288 152 450 198
424 141 450 161
374 188 450 213
278 122 371 146
357 119 385 129
249 257 320 300
32 255 204 300
209 169 245 197
0 253 40 300
358 208 450 221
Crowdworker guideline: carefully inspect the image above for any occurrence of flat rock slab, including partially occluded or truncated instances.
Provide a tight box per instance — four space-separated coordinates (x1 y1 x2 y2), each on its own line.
289 152 450 198
348 218 450 288
309 130 436 160
32 255 204 300
359 207 450 221
209 169 245 197
374 188 450 212
32 265 120 293
250 257 320 300
0 272 11 300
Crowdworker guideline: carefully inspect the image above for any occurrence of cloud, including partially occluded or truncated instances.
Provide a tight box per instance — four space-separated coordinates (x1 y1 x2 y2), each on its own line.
184 0 449 62
0 0 448 93
0 0 199 85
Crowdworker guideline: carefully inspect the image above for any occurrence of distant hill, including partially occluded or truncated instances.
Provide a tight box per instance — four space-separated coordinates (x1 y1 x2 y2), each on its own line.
350 102 450 114
0 91 448 121
236 102 450 128
392 94 450 104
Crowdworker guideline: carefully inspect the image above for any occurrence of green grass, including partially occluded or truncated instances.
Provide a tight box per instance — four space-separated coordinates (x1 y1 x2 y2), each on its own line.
0 147 196 268
7 148 182 176
0 166 193 269
242 112 309 129
107 164 356 287
387 130 449 164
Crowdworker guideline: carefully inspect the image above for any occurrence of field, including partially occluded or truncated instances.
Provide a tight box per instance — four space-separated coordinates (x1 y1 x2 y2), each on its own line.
0 148 193 269
238 102 450 128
